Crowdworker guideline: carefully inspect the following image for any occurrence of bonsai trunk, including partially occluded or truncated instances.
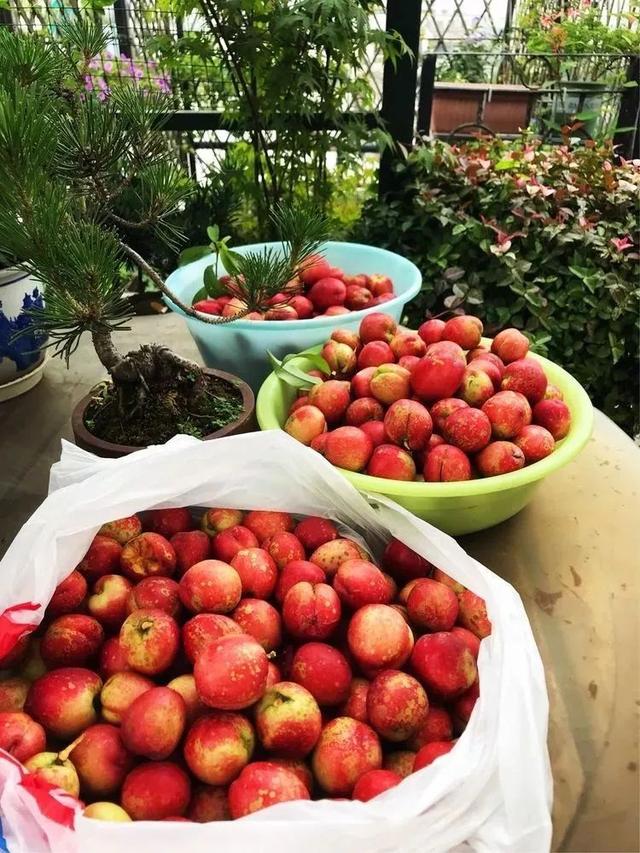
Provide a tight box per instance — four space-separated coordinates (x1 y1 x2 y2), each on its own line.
90 328 209 421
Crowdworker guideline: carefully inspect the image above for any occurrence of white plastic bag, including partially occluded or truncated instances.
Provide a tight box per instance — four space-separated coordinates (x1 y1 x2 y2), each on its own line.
0 431 552 853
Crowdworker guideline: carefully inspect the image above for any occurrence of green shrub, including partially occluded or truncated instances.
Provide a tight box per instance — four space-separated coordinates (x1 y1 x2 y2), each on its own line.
355 136 639 435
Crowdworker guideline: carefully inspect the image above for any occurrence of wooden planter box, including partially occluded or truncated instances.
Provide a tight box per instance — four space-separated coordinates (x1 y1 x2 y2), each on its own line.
431 82 538 135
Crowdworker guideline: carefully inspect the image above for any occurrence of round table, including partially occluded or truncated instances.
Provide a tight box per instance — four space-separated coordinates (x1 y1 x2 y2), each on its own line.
0 314 637 850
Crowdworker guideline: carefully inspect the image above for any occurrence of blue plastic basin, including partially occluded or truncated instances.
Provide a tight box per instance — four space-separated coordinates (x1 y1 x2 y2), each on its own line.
164 241 422 389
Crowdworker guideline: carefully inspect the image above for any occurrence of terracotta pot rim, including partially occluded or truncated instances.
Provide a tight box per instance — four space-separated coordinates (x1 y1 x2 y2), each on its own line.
71 366 255 457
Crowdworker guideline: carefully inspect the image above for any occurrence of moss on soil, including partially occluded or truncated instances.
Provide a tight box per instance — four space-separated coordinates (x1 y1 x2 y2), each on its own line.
84 373 244 447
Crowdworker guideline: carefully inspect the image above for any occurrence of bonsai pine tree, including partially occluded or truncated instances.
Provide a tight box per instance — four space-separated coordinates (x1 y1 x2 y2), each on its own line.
0 21 328 443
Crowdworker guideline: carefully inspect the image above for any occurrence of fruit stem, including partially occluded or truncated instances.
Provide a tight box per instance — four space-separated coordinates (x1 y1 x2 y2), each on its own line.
58 733 84 762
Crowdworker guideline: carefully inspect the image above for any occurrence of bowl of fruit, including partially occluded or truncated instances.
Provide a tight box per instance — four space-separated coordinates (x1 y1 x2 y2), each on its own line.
165 241 421 389
256 313 594 535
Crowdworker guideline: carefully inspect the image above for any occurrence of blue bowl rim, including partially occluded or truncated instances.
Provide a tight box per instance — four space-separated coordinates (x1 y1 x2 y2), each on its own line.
163 240 423 331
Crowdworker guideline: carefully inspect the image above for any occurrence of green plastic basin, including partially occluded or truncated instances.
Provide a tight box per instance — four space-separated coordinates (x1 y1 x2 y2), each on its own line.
256 340 594 535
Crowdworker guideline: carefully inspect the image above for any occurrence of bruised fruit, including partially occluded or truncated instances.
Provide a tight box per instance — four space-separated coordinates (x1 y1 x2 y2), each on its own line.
120 533 176 581
457 590 492 639
99 516 142 545
310 538 363 576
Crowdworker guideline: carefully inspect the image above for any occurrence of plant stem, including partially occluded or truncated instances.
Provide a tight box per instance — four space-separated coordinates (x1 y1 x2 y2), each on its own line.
118 241 250 323
91 327 123 373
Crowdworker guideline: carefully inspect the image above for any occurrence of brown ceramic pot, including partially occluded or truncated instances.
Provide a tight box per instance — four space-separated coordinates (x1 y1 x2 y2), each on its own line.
71 367 256 458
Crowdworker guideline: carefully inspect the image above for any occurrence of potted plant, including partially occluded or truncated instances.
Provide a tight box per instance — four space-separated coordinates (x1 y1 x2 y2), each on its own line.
0 22 326 456
431 36 538 136
0 251 48 401
522 1 639 137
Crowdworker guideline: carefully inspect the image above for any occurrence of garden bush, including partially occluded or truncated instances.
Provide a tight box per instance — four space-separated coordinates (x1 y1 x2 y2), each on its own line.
355 136 639 435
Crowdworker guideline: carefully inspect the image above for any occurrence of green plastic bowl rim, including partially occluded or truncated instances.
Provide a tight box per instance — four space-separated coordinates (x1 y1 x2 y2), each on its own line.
256 341 594 497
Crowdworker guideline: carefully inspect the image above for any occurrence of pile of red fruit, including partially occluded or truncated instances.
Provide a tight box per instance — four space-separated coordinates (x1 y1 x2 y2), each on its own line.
284 312 572 480
0 507 489 823
192 255 396 320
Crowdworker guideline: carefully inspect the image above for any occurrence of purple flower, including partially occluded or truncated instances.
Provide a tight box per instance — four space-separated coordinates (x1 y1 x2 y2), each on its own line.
83 74 94 92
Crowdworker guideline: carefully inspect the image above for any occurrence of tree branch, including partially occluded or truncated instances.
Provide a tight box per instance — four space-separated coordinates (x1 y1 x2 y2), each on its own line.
109 212 154 231
118 240 250 324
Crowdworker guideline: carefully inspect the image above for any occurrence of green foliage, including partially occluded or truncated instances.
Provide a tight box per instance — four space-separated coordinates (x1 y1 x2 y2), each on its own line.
147 0 405 235
355 136 640 435
0 25 192 365
184 201 330 310
520 1 639 82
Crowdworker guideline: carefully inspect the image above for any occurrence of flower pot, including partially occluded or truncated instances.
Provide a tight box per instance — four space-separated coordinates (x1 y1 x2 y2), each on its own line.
431 83 538 135
71 367 256 458
535 80 609 138
0 267 48 399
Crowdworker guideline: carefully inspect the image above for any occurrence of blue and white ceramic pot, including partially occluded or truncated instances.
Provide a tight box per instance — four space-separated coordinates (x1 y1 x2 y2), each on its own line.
0 267 48 400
